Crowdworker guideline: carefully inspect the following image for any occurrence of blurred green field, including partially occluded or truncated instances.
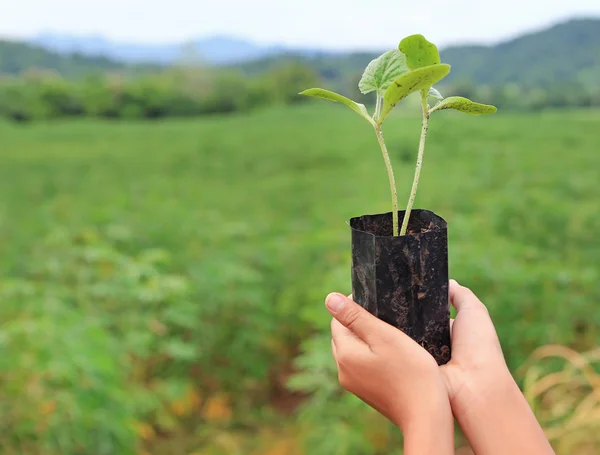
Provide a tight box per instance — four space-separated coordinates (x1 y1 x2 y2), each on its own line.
1 104 599 454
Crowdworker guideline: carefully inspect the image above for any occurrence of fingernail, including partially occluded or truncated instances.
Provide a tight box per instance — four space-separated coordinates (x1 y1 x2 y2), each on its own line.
450 279 460 286
326 293 346 313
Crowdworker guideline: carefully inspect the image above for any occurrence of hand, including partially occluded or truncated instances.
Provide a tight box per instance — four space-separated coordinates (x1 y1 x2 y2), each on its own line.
326 281 555 455
440 279 511 413
440 280 555 455
325 292 455 455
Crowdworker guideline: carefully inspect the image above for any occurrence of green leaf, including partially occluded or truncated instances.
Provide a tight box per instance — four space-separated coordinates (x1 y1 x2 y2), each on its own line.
399 34 441 70
299 88 373 123
358 49 408 96
429 96 498 115
380 64 450 122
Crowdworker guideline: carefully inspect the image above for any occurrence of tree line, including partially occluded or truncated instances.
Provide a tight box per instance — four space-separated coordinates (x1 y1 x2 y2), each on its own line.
0 62 321 122
1 64 599 122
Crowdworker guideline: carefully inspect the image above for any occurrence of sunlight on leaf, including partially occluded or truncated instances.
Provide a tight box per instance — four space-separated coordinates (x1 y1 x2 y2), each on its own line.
430 96 498 115
358 49 408 96
380 64 450 122
299 88 373 123
399 34 441 69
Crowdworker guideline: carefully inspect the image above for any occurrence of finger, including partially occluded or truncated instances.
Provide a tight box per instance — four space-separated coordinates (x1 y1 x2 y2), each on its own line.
325 292 388 344
449 318 454 338
331 318 367 349
449 279 487 313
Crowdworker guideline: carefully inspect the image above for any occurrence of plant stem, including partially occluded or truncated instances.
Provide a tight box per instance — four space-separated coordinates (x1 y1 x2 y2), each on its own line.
374 94 382 121
374 124 399 236
400 90 429 236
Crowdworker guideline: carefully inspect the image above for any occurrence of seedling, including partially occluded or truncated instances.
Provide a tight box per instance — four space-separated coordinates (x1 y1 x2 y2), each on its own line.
301 35 497 364
300 34 497 236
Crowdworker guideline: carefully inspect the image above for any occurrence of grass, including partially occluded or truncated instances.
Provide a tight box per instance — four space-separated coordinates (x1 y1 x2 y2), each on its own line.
1 104 599 453
520 344 600 454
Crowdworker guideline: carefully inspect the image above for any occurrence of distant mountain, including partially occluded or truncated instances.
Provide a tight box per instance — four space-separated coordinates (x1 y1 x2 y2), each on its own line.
0 40 128 77
190 35 285 64
5 17 600 88
441 18 600 85
231 17 600 93
30 32 182 65
242 18 600 88
29 32 336 65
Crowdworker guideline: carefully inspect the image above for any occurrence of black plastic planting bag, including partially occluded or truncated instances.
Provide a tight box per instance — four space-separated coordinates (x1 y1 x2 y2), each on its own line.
350 209 451 365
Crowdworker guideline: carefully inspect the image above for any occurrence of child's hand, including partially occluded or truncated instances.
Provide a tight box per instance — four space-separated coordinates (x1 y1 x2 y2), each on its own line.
440 280 555 455
325 281 555 455
325 293 455 454
440 279 511 414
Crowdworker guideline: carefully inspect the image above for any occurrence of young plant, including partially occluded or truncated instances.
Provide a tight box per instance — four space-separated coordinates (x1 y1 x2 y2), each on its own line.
300 35 497 236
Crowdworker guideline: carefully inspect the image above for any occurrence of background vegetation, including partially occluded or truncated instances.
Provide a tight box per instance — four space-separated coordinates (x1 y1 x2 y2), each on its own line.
1 105 600 454
1 18 599 122
1 15 600 455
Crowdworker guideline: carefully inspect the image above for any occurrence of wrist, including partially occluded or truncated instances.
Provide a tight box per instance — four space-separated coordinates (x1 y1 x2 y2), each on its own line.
450 366 554 455
402 390 454 455
447 363 515 419
390 376 450 427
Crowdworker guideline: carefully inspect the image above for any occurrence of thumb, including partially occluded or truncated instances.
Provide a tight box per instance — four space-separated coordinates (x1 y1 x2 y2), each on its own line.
449 279 488 314
325 293 384 344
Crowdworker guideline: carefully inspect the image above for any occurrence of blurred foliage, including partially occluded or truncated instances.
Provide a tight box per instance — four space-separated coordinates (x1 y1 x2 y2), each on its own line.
1 18 599 123
0 63 321 122
1 66 599 123
0 228 199 454
0 104 599 453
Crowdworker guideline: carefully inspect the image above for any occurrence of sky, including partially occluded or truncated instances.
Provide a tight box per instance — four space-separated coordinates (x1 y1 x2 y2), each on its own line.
2 0 600 50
